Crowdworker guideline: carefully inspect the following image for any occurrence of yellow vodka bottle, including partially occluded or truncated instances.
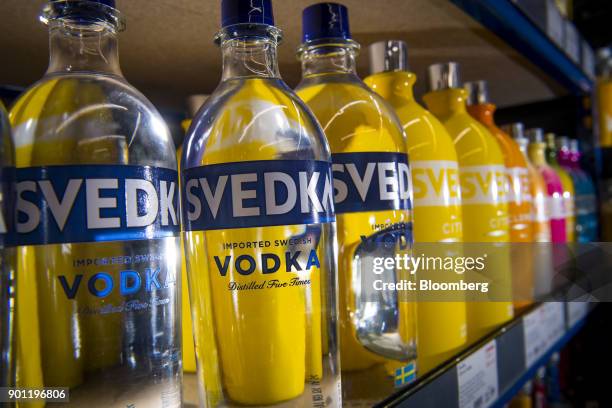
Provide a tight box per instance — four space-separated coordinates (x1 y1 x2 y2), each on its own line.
423 62 513 342
296 4 416 391
181 1 341 406
364 40 466 374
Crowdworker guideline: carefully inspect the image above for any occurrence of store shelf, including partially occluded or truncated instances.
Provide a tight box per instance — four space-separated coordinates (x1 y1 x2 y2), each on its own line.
375 301 594 408
0 0 585 112
450 0 593 94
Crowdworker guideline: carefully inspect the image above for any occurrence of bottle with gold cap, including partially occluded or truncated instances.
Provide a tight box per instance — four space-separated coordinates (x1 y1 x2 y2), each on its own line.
364 40 466 374
295 3 417 392
181 0 341 406
557 137 598 242
465 81 534 311
0 101 16 393
505 123 553 299
545 133 576 242
423 62 513 342
526 129 567 243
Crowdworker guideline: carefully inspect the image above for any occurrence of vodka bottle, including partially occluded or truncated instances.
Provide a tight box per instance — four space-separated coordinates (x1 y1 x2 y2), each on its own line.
9 1 181 406
181 0 340 406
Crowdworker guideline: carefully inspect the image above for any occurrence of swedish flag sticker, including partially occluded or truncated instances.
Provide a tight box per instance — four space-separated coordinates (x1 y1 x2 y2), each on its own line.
394 362 416 387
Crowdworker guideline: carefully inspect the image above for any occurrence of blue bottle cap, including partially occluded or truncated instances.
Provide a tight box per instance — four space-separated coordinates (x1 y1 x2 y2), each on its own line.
221 0 275 28
46 0 122 28
302 3 351 44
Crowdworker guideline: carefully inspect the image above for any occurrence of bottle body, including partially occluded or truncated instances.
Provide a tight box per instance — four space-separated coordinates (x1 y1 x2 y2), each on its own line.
296 70 416 379
524 158 554 298
182 73 341 406
424 88 513 342
365 71 466 373
467 104 534 310
529 144 567 243
0 101 16 393
558 150 598 242
548 161 575 242
10 71 182 406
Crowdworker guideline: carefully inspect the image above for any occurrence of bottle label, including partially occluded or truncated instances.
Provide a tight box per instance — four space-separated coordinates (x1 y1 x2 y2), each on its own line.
182 160 335 231
0 165 14 248
576 194 597 215
458 165 508 205
562 194 575 219
507 167 532 204
547 194 565 220
331 152 412 213
533 192 550 223
411 160 461 207
15 165 180 245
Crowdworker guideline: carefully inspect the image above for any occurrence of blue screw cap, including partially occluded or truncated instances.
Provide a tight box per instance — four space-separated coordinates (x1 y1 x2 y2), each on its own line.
221 0 274 28
302 3 351 43
48 0 119 26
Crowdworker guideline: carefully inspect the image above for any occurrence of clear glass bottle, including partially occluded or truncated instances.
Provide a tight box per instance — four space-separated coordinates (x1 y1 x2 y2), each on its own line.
181 0 340 406
0 101 16 396
9 1 181 406
295 3 416 396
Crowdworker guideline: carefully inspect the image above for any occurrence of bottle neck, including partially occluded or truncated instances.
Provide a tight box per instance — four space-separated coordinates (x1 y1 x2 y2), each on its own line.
466 103 496 127
299 42 359 78
365 71 416 102
47 20 122 76
557 148 572 167
220 28 281 81
423 88 468 119
546 145 559 166
516 140 529 158
569 151 581 168
529 143 548 166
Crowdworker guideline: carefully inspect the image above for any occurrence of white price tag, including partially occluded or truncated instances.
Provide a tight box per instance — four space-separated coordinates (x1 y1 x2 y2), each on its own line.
523 308 546 367
457 340 498 408
545 0 564 47
567 301 588 328
542 302 566 348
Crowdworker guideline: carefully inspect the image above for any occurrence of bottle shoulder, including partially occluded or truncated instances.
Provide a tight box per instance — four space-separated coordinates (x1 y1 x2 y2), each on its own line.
489 127 528 168
10 73 175 169
296 75 406 154
183 77 330 168
394 103 458 162
443 113 505 166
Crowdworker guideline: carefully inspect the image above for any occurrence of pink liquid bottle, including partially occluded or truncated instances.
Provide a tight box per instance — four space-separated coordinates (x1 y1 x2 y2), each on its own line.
526 128 567 243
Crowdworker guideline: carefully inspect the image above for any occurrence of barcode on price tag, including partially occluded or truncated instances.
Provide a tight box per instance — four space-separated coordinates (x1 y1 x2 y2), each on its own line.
523 307 546 367
457 340 498 408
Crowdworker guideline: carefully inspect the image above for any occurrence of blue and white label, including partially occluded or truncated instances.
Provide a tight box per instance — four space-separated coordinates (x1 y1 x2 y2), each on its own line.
15 165 179 245
0 166 15 248
331 152 412 214
182 160 335 231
